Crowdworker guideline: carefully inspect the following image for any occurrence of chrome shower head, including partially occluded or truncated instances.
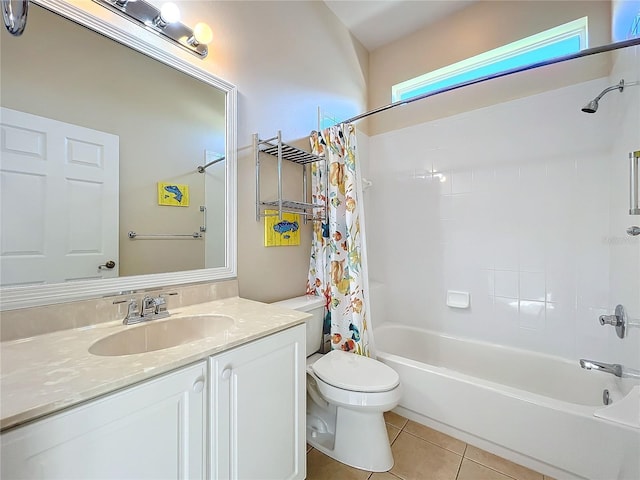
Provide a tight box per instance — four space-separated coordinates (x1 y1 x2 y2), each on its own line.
581 79 624 113
581 99 599 113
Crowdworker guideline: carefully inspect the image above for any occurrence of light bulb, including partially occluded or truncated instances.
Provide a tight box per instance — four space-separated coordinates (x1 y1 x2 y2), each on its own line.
193 22 213 44
159 2 180 24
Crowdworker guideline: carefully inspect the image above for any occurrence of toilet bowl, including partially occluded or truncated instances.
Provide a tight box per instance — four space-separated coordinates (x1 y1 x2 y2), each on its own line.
272 296 401 472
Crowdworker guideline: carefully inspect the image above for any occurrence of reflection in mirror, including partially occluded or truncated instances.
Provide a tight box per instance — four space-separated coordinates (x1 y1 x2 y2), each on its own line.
1 3 227 287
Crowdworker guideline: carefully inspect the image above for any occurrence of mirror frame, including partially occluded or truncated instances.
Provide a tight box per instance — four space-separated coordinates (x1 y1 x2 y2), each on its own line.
0 0 237 310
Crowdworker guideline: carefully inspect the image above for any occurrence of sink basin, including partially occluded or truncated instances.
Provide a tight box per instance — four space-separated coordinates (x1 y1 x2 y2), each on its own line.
89 314 235 356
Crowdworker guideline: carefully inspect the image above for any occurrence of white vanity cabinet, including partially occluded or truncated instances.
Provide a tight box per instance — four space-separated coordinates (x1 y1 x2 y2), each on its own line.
1 324 306 480
1 361 207 479
209 324 306 480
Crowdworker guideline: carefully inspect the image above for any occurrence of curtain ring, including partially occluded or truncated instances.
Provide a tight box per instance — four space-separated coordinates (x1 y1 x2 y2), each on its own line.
2 0 28 36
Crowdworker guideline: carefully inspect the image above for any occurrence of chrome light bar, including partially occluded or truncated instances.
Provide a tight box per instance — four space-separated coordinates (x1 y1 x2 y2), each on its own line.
93 0 209 58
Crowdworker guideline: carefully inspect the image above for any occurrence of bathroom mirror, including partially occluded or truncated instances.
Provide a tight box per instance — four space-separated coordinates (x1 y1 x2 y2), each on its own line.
0 0 237 310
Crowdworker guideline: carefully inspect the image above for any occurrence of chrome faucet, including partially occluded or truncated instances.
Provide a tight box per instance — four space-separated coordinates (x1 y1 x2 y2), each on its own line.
119 295 170 325
579 359 623 377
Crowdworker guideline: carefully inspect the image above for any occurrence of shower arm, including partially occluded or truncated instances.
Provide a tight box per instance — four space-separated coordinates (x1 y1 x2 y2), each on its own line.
592 80 625 102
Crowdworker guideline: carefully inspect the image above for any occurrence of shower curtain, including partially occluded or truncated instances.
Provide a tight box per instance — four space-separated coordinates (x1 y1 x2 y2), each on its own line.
306 124 371 357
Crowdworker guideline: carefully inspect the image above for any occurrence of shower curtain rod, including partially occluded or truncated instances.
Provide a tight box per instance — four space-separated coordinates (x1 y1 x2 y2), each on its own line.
197 156 225 173
340 37 640 125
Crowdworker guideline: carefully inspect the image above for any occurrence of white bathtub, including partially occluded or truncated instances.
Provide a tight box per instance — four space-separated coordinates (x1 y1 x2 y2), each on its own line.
374 324 640 480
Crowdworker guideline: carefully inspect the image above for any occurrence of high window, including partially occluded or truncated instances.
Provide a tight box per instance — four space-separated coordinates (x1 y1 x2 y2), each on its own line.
392 17 589 102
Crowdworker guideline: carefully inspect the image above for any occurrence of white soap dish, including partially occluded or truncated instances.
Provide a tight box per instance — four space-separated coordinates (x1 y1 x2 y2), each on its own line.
446 290 470 309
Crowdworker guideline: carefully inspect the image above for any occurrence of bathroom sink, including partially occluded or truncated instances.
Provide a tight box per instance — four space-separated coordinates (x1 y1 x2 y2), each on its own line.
89 314 235 356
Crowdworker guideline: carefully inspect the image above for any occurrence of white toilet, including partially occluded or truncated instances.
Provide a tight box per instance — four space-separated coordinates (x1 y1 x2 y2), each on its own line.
273 295 401 472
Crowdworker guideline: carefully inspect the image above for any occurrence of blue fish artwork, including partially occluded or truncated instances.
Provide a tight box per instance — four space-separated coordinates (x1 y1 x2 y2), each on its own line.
273 220 299 234
164 185 183 203
349 323 360 342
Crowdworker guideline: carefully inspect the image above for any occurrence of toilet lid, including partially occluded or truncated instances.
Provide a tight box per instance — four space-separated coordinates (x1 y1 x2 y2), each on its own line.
311 350 400 393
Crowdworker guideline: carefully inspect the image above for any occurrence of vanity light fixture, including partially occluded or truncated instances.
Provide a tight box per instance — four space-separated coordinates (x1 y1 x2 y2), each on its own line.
93 0 212 58
153 2 180 28
188 22 214 47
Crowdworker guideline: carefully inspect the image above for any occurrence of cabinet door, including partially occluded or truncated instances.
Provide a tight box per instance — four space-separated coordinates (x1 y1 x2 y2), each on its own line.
1 361 207 480
210 325 305 480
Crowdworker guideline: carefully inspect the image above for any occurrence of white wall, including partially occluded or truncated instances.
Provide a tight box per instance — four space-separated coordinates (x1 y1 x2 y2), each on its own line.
366 53 639 367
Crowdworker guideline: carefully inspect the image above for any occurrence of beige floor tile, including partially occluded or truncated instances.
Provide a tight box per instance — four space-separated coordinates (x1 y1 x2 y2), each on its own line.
458 459 513 480
543 476 557 480
465 445 543 480
369 472 403 480
390 432 462 480
384 410 409 429
404 421 466 455
307 449 371 480
387 424 401 445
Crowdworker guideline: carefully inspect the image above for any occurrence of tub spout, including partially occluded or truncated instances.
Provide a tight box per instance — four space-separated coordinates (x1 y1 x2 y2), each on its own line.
579 359 623 377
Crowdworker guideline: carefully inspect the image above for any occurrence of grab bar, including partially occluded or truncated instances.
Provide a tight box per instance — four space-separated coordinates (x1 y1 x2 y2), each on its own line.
128 231 202 239
630 151 640 215
200 205 207 232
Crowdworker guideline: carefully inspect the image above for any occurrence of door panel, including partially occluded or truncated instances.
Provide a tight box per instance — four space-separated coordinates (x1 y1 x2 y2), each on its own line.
0 107 119 285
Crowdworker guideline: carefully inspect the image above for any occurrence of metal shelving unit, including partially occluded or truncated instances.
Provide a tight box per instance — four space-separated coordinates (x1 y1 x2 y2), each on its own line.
254 131 326 222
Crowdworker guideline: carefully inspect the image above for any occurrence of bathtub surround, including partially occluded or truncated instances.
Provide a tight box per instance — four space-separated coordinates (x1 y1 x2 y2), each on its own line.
366 70 640 368
307 125 372 356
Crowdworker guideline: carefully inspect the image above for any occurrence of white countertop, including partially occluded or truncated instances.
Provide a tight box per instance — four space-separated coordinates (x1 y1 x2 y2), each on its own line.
0 297 307 431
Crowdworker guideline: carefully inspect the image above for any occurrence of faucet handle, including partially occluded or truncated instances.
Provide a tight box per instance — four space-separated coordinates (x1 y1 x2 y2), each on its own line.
599 304 627 339
154 295 166 312
599 314 621 326
118 298 142 325
141 295 157 316
127 298 140 315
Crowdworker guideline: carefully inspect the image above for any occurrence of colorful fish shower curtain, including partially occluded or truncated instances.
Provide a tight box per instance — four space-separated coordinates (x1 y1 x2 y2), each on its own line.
306 124 371 357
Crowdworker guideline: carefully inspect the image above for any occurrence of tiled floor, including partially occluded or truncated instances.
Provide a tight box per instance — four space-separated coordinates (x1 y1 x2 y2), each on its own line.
306 411 557 480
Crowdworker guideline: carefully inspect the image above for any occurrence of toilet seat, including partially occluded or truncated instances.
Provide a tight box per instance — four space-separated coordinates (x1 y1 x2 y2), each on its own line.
310 350 400 393
308 368 401 411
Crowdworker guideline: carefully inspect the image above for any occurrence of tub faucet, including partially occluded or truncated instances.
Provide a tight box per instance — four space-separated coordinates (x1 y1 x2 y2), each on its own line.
579 359 623 377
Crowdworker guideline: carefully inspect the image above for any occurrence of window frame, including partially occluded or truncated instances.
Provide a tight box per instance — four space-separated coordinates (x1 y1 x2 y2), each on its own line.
391 17 589 102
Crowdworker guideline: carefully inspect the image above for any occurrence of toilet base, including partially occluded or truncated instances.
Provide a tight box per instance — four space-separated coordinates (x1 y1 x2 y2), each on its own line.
307 406 394 472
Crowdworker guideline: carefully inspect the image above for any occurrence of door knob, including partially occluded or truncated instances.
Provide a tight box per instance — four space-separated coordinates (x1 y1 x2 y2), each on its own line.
221 368 232 380
98 260 116 270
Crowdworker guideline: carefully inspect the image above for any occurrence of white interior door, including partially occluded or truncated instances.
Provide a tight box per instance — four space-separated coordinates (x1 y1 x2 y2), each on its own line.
0 107 119 286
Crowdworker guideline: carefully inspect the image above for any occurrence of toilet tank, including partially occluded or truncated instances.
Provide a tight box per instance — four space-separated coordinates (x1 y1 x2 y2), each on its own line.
272 295 325 357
